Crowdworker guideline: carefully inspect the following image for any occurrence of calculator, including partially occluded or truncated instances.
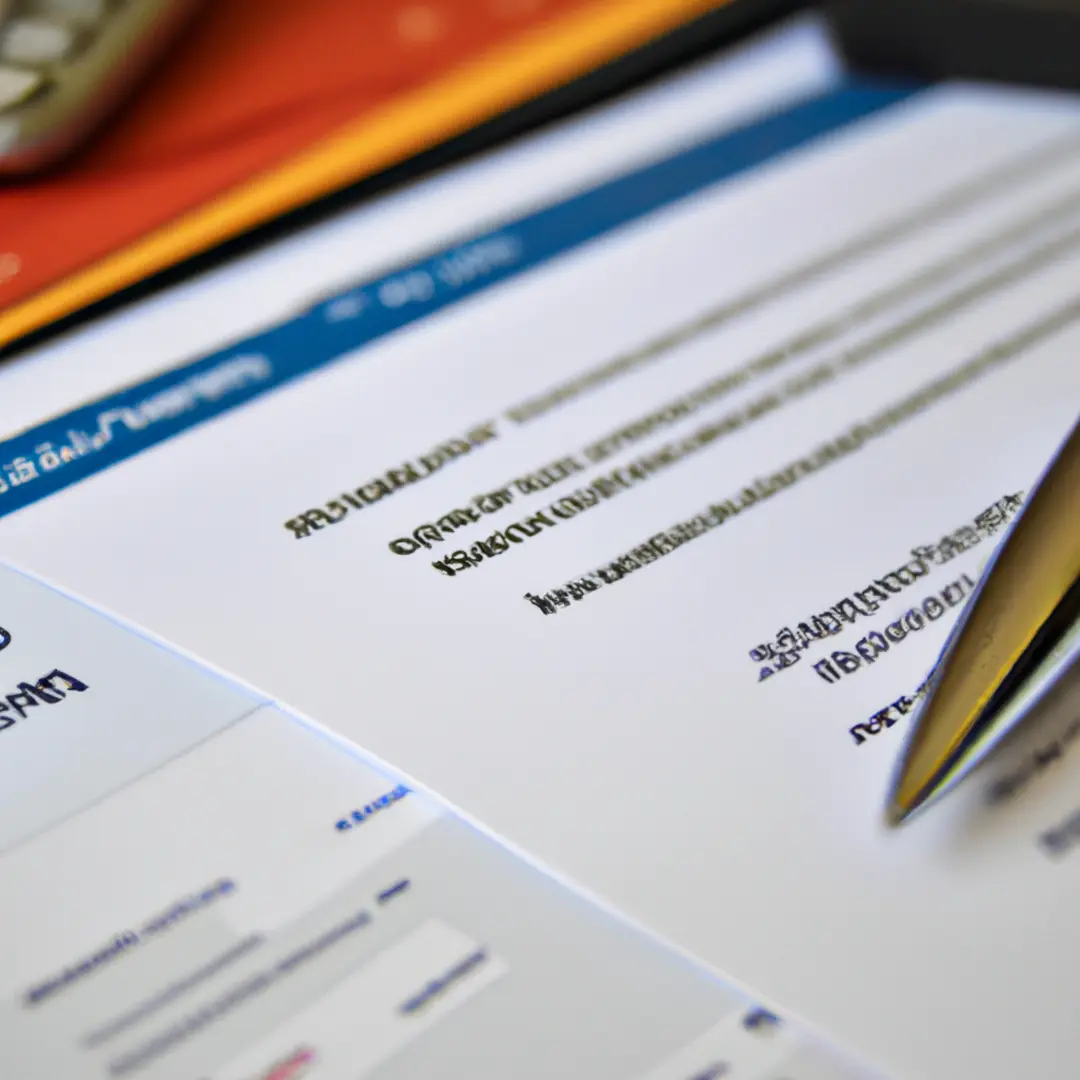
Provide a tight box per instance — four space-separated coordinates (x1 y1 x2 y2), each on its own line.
0 0 204 175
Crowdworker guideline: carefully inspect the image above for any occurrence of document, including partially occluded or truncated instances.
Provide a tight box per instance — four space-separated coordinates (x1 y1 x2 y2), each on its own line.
2 16 1080 1079
0 563 863 1080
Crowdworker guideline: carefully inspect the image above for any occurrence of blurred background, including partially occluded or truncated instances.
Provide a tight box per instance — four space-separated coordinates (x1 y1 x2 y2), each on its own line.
0 0 800 353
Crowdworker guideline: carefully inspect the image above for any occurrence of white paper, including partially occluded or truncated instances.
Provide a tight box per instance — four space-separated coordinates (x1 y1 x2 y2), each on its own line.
0 563 835 1080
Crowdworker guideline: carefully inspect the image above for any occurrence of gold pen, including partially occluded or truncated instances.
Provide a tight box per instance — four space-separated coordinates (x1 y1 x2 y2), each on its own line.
886 415 1080 826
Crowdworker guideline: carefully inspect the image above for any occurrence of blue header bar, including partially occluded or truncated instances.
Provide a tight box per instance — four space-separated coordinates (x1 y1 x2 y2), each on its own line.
0 82 919 518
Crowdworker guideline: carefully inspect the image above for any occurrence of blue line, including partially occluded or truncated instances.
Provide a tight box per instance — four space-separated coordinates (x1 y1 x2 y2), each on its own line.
0 81 920 518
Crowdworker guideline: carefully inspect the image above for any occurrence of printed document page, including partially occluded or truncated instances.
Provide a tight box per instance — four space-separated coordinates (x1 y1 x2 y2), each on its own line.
2 17 1080 1080
0 562 865 1080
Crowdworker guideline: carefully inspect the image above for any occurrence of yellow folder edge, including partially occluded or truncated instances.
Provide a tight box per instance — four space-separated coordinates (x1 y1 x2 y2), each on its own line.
0 0 729 351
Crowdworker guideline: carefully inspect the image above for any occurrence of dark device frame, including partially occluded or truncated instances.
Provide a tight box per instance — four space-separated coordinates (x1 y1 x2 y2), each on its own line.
829 0 1080 92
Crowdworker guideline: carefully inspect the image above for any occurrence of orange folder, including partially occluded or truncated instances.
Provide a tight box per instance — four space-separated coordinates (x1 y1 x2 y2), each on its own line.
0 0 725 351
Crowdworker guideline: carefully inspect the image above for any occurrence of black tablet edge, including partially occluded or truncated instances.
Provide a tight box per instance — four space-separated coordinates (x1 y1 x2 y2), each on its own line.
828 0 1080 94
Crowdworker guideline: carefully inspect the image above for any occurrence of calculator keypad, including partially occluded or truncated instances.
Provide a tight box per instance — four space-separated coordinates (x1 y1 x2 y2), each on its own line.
0 0 121 130
0 60 42 109
0 17 76 65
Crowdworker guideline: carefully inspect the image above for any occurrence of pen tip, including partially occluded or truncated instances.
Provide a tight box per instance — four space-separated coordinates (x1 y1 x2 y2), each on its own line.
884 799 910 828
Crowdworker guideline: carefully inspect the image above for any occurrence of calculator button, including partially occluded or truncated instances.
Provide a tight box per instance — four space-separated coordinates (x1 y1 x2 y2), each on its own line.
0 18 75 65
0 64 43 110
28 0 107 25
